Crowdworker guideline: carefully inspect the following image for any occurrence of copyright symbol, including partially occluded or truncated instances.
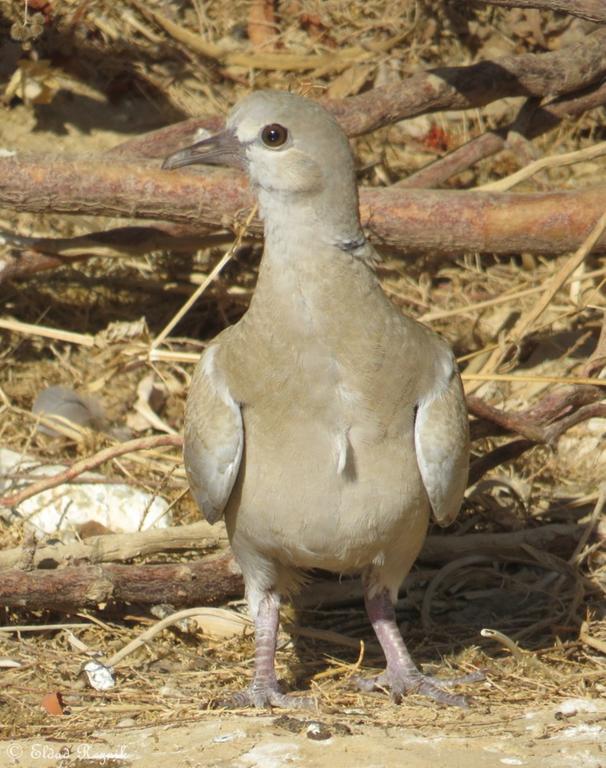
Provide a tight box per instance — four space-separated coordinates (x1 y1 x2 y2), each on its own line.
6 743 23 759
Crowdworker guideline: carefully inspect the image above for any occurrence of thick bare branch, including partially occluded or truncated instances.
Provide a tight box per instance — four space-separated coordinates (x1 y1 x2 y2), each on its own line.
468 379 605 480
108 116 226 160
0 553 243 611
468 402 606 481
9 79 604 282
472 0 606 22
0 520 227 571
0 226 233 282
420 523 589 564
106 27 606 158
398 132 506 190
0 224 229 258
0 524 588 611
327 27 606 135
1 157 606 276
468 384 604 441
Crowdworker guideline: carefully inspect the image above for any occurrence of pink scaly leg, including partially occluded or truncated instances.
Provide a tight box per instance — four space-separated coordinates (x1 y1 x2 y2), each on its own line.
360 588 483 708
220 592 313 709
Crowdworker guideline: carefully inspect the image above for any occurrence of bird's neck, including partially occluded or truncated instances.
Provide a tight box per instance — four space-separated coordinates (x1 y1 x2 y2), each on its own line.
247 195 380 332
258 184 365 252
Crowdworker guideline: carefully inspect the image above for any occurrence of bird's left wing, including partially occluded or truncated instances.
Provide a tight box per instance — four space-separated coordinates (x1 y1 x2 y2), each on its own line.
183 344 243 524
414 364 470 527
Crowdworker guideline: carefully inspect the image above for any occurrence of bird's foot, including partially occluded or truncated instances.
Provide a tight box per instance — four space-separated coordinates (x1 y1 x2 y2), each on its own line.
355 668 484 708
217 682 316 710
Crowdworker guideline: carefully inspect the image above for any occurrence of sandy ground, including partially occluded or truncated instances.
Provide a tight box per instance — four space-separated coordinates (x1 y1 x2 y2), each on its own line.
3 701 606 768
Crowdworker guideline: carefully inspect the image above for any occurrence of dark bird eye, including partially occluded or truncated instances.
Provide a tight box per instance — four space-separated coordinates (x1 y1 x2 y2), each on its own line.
261 123 288 148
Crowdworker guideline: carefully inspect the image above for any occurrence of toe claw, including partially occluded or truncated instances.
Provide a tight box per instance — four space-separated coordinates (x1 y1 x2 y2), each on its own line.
412 677 469 708
356 667 481 708
424 669 486 689
353 672 389 693
215 685 315 710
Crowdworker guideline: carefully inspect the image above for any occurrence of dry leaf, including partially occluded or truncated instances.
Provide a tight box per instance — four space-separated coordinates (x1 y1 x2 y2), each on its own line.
127 374 176 435
188 608 252 639
77 520 114 538
0 658 21 669
3 60 58 105
40 691 64 716
326 65 374 100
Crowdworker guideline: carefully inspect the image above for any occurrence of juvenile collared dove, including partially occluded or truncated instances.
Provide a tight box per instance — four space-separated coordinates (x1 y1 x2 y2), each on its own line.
163 91 478 709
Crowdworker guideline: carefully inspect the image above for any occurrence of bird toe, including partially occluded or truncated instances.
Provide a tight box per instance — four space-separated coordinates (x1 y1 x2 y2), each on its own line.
215 684 316 711
356 667 484 708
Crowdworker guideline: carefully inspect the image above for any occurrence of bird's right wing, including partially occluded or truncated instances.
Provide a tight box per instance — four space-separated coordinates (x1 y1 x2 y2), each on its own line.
183 344 243 524
414 360 470 528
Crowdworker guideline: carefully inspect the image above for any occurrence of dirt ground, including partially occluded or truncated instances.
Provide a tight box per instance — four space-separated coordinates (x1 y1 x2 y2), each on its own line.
1 2 605 766
3 702 606 768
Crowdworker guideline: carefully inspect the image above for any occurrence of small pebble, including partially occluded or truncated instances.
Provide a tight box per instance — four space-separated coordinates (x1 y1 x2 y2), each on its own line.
555 698 599 719
117 718 137 728
306 722 332 741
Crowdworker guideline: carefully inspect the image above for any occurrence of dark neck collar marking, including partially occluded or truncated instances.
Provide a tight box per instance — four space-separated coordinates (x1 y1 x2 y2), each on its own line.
336 234 366 254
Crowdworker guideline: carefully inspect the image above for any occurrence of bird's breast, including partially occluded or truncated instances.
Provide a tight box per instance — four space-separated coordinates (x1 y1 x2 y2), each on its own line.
225 378 424 572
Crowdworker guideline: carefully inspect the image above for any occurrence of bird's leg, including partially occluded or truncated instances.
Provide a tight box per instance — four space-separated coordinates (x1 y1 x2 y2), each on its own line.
359 588 482 707
219 591 313 710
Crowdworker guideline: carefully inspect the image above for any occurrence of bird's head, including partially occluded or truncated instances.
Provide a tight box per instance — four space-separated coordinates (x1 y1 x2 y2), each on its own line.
163 91 363 243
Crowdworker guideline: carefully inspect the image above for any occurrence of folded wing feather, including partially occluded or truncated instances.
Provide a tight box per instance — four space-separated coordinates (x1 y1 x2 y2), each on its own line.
183 345 243 524
414 368 469 527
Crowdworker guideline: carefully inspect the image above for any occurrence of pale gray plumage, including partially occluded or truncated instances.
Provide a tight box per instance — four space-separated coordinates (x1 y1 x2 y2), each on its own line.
32 385 106 437
163 90 478 709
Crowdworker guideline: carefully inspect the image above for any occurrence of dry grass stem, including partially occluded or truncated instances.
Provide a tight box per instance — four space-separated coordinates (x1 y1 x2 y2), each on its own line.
477 140 606 192
467 209 606 392
463 373 606 387
151 204 258 350
422 265 606 322
480 628 525 659
105 607 249 668
0 317 95 347
134 1 410 74
0 623 96 633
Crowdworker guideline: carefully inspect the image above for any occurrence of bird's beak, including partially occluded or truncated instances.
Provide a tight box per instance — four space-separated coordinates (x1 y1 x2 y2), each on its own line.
162 128 244 170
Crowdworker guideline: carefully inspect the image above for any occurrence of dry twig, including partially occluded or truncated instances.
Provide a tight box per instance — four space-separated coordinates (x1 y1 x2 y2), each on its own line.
1 157 605 281
0 520 227 570
0 435 183 509
398 80 606 189
247 0 277 48
0 524 588 611
0 553 243 611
